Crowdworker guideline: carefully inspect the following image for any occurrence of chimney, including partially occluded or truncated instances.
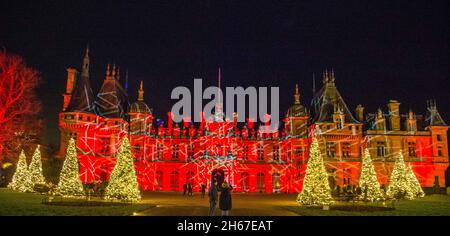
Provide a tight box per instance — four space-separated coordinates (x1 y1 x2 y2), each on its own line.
167 112 173 135
63 68 78 111
355 104 364 122
387 100 401 131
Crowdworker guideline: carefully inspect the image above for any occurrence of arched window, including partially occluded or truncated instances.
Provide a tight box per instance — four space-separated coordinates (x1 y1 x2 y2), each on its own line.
256 172 265 192
155 171 163 191
170 171 179 190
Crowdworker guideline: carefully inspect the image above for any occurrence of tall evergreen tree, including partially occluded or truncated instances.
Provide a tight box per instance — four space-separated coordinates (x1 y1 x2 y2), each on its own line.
28 145 46 187
55 138 84 197
297 137 332 206
358 148 384 202
105 137 141 201
8 150 33 192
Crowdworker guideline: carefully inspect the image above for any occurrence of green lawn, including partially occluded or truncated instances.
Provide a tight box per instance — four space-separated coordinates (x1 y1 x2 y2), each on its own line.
285 195 450 216
0 188 154 216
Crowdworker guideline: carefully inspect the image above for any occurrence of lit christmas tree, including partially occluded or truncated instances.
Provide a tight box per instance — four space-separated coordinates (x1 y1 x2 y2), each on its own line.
105 137 141 201
386 152 415 200
358 148 384 202
406 164 425 198
8 150 33 192
28 145 46 187
297 137 332 206
55 138 84 197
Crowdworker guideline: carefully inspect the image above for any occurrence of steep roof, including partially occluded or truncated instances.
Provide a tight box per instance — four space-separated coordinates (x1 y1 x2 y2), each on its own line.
311 71 359 124
94 66 128 118
66 74 96 114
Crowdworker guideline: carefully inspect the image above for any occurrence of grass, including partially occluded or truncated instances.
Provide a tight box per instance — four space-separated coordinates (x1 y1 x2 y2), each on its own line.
285 195 450 216
0 188 154 216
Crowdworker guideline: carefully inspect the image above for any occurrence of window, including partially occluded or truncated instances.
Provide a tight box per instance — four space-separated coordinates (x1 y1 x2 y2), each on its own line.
342 142 350 157
156 144 164 160
256 172 265 192
326 142 336 157
376 141 386 157
172 144 179 159
242 145 249 160
170 171 179 190
438 147 443 157
79 115 83 120
187 144 194 160
257 144 264 161
272 145 280 161
408 142 416 157
437 135 442 141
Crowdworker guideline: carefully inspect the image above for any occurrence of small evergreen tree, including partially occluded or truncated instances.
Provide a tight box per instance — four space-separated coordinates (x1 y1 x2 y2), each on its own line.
55 138 84 197
358 148 384 202
8 150 33 192
386 152 414 200
406 164 425 198
28 145 46 187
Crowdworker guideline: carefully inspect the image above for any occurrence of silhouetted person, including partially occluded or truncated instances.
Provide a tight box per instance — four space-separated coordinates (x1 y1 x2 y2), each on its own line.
201 183 206 198
188 183 193 196
219 182 233 216
208 181 218 216
183 183 187 195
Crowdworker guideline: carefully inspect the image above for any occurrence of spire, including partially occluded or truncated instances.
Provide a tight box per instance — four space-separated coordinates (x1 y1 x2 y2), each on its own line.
125 69 129 90
294 83 300 105
312 73 316 95
138 80 144 101
106 64 111 76
218 67 222 105
112 64 116 77
214 67 224 121
330 68 335 82
81 45 90 78
116 67 120 80
323 69 329 84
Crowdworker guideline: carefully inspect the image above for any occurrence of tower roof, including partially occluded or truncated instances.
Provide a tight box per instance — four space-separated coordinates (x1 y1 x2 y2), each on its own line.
94 64 128 118
66 74 96 114
130 81 151 114
426 100 447 126
311 70 359 123
286 84 307 117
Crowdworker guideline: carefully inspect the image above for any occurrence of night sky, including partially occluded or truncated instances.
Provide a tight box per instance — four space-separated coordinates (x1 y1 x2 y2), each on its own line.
0 0 449 147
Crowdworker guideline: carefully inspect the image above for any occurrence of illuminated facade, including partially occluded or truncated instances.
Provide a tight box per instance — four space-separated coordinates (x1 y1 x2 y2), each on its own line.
58 49 449 193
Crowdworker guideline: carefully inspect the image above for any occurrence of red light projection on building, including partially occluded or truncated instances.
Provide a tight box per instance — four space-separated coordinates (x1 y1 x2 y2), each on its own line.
57 49 449 193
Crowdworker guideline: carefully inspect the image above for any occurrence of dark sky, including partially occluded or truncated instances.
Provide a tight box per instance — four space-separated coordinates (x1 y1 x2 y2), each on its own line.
1 0 449 147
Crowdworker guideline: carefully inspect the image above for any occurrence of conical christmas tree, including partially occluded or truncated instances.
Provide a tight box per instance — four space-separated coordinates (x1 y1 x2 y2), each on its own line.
297 137 332 206
386 152 415 200
358 148 384 202
28 145 46 187
105 137 141 201
55 138 84 197
406 164 425 198
8 150 33 192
